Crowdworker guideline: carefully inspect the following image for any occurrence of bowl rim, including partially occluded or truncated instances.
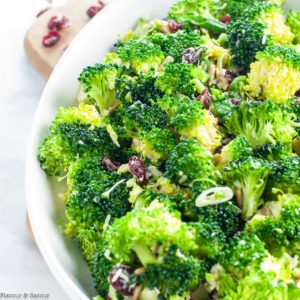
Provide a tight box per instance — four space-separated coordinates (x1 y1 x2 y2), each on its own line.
25 0 124 299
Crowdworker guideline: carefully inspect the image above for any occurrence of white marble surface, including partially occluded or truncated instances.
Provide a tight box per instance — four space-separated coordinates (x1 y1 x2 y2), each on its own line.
0 1 68 299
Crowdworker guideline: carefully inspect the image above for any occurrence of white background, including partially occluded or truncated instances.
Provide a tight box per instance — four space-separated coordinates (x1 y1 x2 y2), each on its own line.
0 0 68 298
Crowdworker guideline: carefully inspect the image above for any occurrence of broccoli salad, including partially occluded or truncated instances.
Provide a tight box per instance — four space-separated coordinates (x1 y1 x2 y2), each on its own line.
38 0 300 299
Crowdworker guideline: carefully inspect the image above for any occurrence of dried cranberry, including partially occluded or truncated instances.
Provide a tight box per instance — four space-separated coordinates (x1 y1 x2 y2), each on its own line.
102 157 120 171
295 89 300 97
182 48 201 64
168 21 182 33
230 99 241 106
220 14 231 25
48 15 69 31
224 70 235 83
36 7 50 18
197 87 211 110
128 156 148 186
87 4 105 19
109 265 135 296
105 297 112 300
42 31 61 47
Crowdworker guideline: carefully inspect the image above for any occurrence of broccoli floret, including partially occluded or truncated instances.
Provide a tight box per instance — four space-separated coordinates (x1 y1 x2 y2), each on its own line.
219 232 267 277
123 101 167 135
37 104 120 176
223 0 285 20
139 245 210 300
147 30 204 62
198 201 244 238
157 94 191 120
253 142 293 162
227 18 270 71
105 205 197 265
91 239 115 297
132 127 177 164
155 62 208 97
192 218 226 259
115 73 162 105
65 156 131 261
165 139 216 186
79 64 126 111
170 101 221 152
246 46 300 103
286 10 300 44
244 3 293 43
224 157 272 219
248 193 300 257
265 157 300 195
117 40 164 74
214 137 253 169
224 100 299 148
206 232 297 299
167 0 227 33
227 3 293 71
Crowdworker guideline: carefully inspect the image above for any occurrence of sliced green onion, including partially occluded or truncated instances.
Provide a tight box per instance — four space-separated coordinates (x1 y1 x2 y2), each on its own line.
195 186 233 207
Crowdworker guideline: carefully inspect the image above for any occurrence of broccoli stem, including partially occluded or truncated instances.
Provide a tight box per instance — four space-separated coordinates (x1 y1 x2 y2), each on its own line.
133 243 157 266
182 15 227 33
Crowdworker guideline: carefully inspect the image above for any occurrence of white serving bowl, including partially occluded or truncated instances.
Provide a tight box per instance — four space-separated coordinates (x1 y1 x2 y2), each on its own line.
26 0 300 299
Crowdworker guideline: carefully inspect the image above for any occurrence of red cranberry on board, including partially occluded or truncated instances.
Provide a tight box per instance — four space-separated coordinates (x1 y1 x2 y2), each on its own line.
168 21 182 33
47 15 69 31
87 1 105 19
109 265 135 296
36 7 50 18
128 156 148 186
42 31 61 48
102 157 120 171
182 48 201 64
220 14 231 25
197 87 211 110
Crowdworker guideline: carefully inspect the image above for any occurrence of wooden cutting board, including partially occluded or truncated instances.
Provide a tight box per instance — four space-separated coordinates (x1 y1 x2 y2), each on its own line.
24 0 104 79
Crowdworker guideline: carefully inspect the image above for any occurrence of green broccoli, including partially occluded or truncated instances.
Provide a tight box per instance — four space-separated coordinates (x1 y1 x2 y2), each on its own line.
139 245 210 300
123 101 167 135
91 239 115 297
167 0 227 33
227 3 293 70
224 157 272 219
227 18 270 70
286 10 300 44
265 157 300 196
79 64 126 111
132 127 177 164
223 0 285 20
206 232 297 299
165 139 216 186
147 30 204 62
156 94 191 120
170 101 221 152
214 137 253 169
105 205 197 265
155 62 208 97
224 100 299 148
253 142 293 162
248 193 300 257
65 156 131 262
37 104 120 176
246 46 300 103
117 40 164 74
115 73 162 105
